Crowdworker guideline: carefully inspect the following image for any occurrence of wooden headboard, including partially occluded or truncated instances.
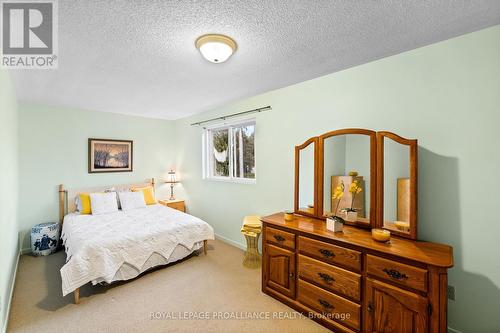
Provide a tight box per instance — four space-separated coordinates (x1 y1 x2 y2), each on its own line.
58 178 155 223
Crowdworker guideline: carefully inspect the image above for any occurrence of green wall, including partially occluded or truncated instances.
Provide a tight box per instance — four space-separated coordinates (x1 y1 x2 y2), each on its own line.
17 104 176 251
0 71 19 331
173 25 500 332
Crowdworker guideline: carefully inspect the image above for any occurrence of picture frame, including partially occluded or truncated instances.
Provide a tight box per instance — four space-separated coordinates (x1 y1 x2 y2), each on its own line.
88 138 133 173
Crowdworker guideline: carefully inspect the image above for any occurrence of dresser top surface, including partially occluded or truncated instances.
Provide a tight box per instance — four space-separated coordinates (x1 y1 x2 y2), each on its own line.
262 212 453 268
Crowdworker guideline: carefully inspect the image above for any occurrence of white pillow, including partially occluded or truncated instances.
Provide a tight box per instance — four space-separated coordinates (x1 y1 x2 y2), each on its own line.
75 187 118 212
90 192 119 215
75 196 83 212
118 191 146 211
102 187 123 209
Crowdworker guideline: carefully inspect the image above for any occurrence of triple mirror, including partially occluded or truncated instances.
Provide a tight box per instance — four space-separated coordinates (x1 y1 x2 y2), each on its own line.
377 131 418 239
295 138 318 217
295 129 418 240
319 129 376 228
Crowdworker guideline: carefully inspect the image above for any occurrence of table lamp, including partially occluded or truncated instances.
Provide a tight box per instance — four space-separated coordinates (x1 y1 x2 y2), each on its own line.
164 170 179 200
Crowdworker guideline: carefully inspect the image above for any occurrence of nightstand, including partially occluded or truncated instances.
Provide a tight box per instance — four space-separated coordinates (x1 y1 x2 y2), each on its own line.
158 199 185 212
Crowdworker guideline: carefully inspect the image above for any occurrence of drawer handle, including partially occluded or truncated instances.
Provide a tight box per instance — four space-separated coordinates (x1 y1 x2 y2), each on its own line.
367 302 374 313
318 299 334 310
318 272 335 284
289 272 294 278
273 235 286 242
318 249 335 258
383 268 408 280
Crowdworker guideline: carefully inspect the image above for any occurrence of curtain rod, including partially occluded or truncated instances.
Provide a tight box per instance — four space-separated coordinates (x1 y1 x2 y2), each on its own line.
190 106 272 126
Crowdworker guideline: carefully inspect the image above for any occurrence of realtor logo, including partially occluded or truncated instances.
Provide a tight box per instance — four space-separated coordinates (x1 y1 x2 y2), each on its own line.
1 0 58 69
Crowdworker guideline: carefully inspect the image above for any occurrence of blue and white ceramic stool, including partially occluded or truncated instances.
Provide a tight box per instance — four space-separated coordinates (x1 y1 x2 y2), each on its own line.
31 222 60 256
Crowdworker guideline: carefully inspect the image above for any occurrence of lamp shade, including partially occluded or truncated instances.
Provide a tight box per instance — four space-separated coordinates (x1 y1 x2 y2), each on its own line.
165 170 179 183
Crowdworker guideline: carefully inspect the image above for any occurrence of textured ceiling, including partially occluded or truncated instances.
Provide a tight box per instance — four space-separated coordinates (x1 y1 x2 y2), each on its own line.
10 0 500 119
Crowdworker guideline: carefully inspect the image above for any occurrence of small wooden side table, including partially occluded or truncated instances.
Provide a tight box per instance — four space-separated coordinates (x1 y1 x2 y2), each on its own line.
158 199 185 212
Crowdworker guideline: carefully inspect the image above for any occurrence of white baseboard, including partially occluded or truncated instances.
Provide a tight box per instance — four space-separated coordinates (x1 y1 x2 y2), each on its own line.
448 327 463 333
2 252 20 333
215 233 246 251
20 248 31 255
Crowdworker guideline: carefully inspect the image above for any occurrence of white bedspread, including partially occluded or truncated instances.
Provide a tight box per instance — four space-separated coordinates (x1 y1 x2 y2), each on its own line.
60 204 214 296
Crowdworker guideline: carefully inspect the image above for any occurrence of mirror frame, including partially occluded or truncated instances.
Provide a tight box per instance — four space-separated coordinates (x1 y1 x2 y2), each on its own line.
376 131 418 240
294 137 319 217
317 128 377 228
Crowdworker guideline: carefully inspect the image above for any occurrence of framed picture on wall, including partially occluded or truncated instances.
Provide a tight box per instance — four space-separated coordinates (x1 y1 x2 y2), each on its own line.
88 138 133 173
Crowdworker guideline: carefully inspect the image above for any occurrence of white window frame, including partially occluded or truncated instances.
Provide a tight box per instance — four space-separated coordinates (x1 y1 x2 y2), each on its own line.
202 118 256 184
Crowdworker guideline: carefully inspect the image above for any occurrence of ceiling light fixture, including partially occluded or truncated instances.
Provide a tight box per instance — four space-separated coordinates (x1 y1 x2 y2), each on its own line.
195 34 237 64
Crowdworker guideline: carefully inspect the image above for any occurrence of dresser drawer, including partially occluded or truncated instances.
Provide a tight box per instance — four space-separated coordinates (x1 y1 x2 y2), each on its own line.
266 227 295 250
298 255 361 301
298 236 361 271
366 255 428 292
298 279 360 331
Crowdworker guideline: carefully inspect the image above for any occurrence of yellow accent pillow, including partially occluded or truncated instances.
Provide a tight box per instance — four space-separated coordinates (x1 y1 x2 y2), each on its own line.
131 186 156 205
79 193 92 214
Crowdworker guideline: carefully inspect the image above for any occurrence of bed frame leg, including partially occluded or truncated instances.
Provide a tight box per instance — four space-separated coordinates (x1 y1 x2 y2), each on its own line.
74 288 80 304
203 240 208 255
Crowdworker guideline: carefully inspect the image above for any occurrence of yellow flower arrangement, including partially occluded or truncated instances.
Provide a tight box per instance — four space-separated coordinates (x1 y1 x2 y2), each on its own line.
349 180 362 194
348 180 362 211
331 181 345 221
332 185 344 200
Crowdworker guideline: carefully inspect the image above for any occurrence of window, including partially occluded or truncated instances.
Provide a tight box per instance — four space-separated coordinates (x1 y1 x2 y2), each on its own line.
203 119 256 183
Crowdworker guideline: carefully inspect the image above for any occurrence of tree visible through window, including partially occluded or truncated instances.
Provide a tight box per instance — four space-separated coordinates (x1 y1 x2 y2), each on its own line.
204 120 256 182
212 128 229 177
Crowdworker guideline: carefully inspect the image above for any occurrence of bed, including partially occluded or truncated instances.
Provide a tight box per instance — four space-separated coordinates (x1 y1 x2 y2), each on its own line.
58 179 214 303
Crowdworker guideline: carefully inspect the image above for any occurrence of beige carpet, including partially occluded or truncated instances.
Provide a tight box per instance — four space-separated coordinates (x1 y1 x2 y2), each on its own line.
7 240 328 333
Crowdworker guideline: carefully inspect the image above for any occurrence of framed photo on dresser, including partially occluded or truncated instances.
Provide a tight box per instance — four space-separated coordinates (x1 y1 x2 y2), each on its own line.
88 138 133 173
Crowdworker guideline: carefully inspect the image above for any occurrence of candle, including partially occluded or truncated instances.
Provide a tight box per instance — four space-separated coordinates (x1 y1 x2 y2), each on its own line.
394 221 410 232
372 229 391 242
284 211 294 221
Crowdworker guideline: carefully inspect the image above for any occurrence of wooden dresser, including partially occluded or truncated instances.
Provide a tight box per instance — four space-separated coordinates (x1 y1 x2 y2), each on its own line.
262 213 453 333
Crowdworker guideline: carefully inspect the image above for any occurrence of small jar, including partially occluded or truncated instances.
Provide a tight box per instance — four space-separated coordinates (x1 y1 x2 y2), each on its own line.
394 221 410 232
372 228 391 242
284 211 294 221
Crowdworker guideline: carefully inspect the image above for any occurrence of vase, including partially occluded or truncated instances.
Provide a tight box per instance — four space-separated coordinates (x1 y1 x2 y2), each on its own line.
326 216 344 232
344 210 358 222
